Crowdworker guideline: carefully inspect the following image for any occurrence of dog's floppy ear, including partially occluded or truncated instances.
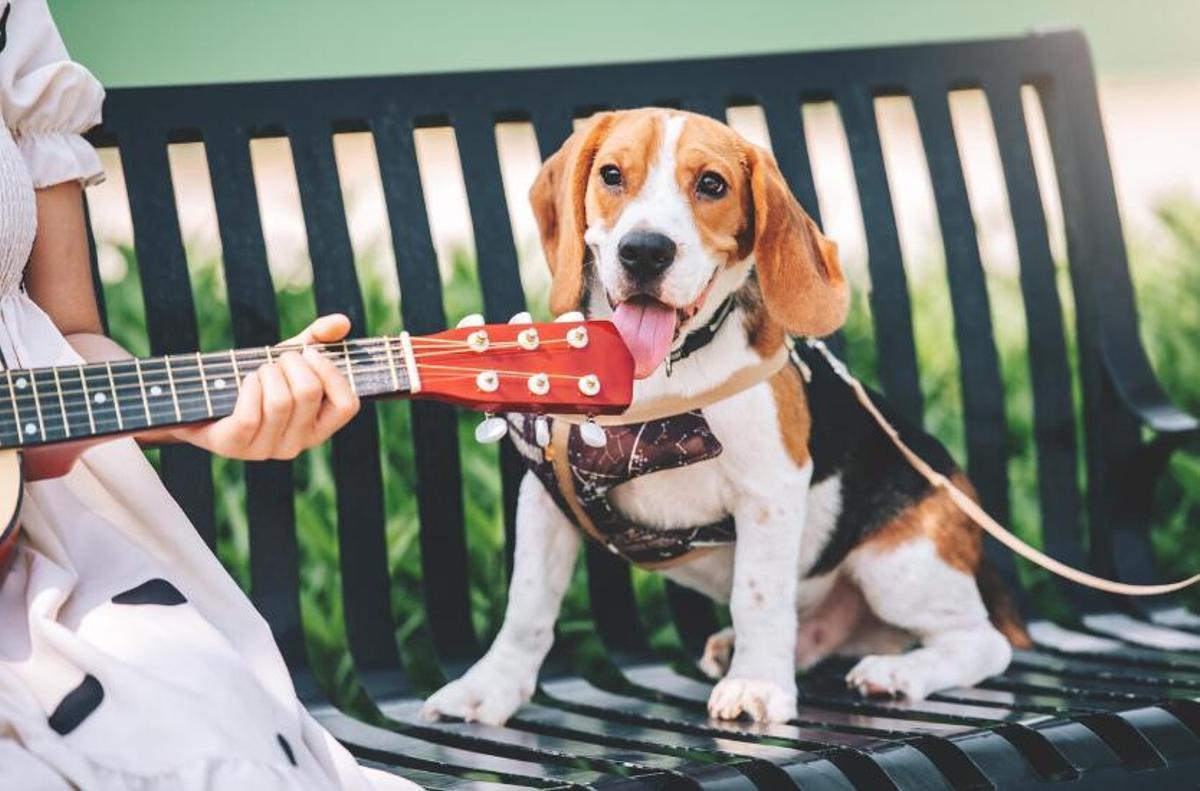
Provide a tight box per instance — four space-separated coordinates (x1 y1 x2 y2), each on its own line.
529 112 615 314
746 144 848 337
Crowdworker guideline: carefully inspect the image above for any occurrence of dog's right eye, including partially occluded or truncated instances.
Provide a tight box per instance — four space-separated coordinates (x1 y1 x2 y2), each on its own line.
599 165 622 188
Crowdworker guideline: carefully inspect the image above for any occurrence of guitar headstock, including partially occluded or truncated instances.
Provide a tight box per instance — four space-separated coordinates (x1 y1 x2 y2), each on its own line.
408 319 633 415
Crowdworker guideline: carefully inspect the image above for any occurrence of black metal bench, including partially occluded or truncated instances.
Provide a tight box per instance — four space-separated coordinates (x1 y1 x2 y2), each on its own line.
85 30 1200 789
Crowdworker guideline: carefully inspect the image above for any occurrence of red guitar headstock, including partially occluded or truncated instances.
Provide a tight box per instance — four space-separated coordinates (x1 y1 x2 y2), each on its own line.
408 319 633 415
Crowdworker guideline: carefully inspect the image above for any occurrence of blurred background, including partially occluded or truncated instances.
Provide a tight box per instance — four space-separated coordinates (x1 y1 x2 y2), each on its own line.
47 0 1200 701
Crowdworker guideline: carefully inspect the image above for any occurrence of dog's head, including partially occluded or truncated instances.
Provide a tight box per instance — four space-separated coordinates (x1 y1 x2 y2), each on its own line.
530 108 848 378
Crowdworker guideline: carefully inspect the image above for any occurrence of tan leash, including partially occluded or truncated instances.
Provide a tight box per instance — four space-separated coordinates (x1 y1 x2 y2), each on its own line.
552 346 790 426
557 337 1199 595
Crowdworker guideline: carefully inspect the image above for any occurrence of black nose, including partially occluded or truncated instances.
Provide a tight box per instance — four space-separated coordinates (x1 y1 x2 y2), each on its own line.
618 230 676 281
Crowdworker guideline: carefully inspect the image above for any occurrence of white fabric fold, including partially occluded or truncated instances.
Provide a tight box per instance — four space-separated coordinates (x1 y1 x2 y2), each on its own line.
1 0 105 187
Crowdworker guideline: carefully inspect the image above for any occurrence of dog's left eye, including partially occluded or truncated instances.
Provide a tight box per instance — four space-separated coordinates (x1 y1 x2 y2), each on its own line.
599 164 623 188
696 171 727 199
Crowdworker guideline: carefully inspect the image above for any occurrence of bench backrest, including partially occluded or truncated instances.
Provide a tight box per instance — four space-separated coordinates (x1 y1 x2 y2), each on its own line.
85 30 1158 682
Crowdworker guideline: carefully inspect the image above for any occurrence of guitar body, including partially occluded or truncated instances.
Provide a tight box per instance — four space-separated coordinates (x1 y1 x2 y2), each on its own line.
0 449 23 576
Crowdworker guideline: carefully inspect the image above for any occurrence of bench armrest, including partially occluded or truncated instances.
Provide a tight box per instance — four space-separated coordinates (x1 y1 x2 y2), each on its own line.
1104 347 1199 437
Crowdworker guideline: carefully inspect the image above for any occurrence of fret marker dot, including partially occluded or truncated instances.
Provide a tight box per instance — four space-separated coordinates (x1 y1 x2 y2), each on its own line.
24 423 36 436
14 377 26 389
213 378 227 389
150 385 163 397
93 392 107 404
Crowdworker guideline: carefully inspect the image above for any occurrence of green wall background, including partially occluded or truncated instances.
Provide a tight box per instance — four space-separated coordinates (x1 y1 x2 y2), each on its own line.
48 0 1200 88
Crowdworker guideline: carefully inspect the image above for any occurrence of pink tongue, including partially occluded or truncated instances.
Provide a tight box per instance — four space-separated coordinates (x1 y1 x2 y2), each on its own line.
612 299 678 379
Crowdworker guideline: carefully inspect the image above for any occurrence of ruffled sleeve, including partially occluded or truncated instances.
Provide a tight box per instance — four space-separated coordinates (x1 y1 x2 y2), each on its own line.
0 0 104 188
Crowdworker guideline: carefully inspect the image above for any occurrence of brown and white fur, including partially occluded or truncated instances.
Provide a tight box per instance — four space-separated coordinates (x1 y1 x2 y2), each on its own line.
422 108 1028 725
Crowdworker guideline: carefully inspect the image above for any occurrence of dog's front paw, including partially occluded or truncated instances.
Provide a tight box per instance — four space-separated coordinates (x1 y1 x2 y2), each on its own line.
421 664 533 725
846 654 931 701
707 677 797 723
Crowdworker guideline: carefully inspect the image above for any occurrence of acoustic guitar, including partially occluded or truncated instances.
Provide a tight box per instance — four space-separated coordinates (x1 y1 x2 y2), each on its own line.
0 315 634 571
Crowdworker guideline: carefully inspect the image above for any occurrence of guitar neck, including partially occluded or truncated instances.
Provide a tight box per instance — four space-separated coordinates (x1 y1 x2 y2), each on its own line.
0 336 415 449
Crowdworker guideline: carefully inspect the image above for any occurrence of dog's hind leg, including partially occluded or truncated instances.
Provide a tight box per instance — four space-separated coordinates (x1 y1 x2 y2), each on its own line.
843 538 1011 700
699 627 736 679
700 575 876 679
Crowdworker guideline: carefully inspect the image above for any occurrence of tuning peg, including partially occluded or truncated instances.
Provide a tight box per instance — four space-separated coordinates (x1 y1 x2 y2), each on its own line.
555 311 585 323
508 311 533 324
457 313 485 328
566 325 589 348
579 418 607 448
527 372 550 396
474 414 508 444
517 327 540 350
534 416 551 448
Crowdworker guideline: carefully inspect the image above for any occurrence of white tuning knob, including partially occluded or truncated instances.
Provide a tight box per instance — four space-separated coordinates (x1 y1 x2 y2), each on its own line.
456 313 485 328
527 372 550 396
579 419 607 448
534 416 551 447
474 415 509 444
555 311 585 323
508 311 533 324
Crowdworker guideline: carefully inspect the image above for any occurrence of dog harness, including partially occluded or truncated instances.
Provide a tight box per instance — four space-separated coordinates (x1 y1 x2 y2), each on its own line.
507 296 760 568
508 411 737 567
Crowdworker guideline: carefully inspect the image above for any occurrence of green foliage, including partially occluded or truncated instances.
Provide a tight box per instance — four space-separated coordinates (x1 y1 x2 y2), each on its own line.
1133 198 1200 605
96 198 1200 707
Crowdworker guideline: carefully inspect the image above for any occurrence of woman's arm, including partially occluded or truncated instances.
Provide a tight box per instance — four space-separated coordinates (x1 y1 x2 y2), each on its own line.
25 181 103 336
26 183 361 462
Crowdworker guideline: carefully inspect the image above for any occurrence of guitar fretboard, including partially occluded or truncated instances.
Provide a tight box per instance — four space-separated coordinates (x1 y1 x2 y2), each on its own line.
0 337 411 449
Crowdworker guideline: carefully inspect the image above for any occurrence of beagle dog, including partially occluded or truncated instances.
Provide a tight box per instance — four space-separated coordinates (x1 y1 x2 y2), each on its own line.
422 108 1028 725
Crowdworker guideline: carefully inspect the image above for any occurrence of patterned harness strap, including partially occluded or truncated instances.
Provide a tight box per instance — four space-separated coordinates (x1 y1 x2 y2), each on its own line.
510 412 737 568
509 343 792 568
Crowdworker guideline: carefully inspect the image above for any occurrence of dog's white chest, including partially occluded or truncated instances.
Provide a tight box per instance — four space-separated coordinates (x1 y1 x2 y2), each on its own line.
607 456 733 533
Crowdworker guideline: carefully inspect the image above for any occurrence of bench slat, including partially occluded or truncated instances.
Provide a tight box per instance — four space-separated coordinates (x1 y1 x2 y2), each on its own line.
288 121 400 673
118 130 217 546
203 125 309 665
452 111 530 582
371 111 481 671
983 78 1100 614
910 83 1026 597
836 84 924 425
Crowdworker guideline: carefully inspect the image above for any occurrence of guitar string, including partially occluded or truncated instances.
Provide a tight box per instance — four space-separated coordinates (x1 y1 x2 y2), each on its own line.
0 332 576 396
2 363 602 437
3 359 590 417
0 328 602 435
0 336 574 391
0 335 591 410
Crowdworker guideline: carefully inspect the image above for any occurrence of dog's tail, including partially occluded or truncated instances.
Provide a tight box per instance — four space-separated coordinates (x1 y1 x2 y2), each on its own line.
977 559 1032 649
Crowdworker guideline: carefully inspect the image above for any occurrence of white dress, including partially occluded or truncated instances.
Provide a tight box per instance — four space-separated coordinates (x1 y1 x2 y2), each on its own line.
0 2 416 789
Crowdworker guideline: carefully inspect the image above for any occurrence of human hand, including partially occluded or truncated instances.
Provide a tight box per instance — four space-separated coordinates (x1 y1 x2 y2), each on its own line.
172 314 360 460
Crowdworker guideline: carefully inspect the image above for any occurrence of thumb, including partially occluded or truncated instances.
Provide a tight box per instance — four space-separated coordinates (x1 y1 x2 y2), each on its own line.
283 313 351 346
